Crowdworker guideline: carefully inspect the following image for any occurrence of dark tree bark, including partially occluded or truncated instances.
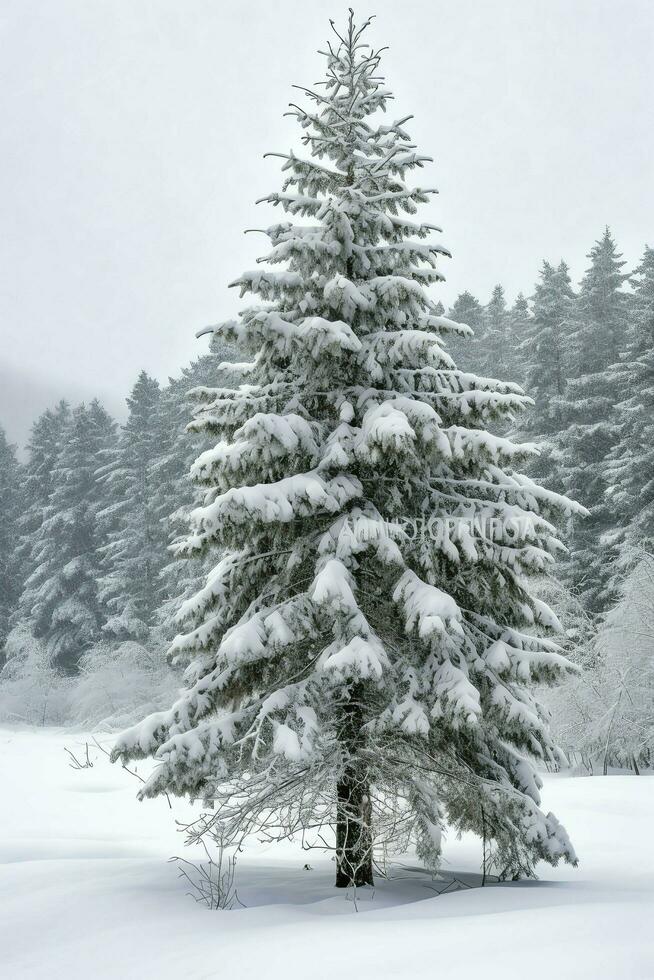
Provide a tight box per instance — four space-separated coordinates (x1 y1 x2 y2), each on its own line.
335 684 374 888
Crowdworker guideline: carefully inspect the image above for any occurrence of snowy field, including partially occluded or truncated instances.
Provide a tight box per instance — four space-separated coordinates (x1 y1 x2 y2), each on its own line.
1 727 652 980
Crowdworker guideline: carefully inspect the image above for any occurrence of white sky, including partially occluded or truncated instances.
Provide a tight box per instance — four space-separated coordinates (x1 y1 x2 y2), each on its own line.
1 0 653 444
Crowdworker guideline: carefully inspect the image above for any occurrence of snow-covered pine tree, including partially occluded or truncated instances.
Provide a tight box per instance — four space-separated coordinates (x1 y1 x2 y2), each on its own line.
98 372 170 643
506 291 531 389
516 261 575 486
605 246 654 568
572 228 629 374
557 229 629 614
510 292 530 329
3 401 72 672
153 345 239 633
12 402 71 571
0 427 22 666
483 284 510 381
17 401 116 673
113 13 580 887
450 291 484 330
446 290 485 373
525 262 575 432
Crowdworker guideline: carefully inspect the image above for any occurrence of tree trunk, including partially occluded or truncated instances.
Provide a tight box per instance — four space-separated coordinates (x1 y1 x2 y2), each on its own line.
335 684 373 888
335 769 374 887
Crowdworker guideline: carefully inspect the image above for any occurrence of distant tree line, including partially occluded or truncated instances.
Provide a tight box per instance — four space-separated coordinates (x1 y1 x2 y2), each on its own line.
0 344 237 724
0 228 652 767
447 229 654 619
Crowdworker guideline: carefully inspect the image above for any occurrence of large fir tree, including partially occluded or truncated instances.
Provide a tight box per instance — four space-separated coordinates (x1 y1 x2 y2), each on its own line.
113 13 580 887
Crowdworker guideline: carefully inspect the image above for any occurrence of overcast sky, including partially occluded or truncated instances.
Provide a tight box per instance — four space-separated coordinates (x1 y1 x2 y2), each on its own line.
1 0 653 446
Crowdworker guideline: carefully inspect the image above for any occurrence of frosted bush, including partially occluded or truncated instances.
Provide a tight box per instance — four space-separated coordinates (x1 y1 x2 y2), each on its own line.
72 640 180 731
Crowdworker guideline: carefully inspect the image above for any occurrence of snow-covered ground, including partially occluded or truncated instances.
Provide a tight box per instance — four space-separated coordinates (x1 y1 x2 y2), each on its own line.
1 727 652 980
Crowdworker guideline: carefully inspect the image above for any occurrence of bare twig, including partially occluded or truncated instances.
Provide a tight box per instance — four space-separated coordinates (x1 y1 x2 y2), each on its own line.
64 743 93 770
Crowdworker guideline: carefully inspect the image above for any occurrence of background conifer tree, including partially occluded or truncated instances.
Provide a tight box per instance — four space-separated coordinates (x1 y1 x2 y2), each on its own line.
606 245 654 568
154 346 239 634
507 292 531 386
516 261 575 488
3 402 71 674
0 428 22 667
16 401 116 673
557 229 629 613
12 402 71 577
524 262 575 431
447 290 485 372
98 372 169 643
483 284 510 380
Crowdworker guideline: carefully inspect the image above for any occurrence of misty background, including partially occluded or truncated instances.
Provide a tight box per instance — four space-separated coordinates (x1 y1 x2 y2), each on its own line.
1 0 653 448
